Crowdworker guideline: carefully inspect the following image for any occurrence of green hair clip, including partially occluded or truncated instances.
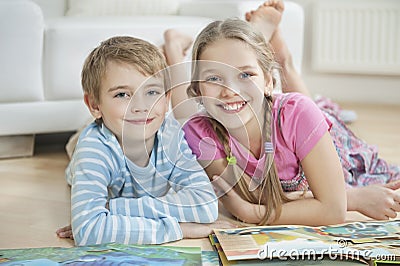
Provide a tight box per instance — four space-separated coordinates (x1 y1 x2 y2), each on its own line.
226 155 237 165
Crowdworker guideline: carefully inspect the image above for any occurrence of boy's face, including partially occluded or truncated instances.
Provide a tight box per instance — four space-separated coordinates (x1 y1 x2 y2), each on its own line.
89 61 169 146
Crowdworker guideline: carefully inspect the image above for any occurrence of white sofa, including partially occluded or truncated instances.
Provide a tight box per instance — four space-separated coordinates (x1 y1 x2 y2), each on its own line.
0 0 304 157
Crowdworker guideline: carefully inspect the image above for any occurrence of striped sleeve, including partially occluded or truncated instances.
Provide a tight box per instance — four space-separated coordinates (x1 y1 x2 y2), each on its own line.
109 120 218 224
68 134 183 246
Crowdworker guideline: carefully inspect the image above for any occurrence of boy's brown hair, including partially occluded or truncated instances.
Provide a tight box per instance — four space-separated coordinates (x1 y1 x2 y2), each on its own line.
81 36 169 104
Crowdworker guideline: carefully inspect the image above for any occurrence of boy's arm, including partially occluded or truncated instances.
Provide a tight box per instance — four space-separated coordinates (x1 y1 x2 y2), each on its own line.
70 146 183 246
109 130 218 223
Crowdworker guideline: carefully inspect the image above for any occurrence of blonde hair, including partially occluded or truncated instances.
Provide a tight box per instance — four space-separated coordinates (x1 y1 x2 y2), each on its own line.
81 36 169 105
188 18 289 225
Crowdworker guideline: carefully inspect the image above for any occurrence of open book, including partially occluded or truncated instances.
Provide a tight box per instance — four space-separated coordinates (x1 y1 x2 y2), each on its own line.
0 243 203 265
211 219 400 265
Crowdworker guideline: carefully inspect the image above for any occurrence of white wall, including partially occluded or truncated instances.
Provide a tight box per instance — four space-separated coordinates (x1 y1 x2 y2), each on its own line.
291 0 400 104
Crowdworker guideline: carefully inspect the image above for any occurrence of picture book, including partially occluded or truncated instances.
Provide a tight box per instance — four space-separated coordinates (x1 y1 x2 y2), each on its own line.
212 219 400 265
209 234 367 265
0 243 204 265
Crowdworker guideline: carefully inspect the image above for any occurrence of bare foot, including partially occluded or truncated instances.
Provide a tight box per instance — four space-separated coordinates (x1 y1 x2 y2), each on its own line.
245 0 284 42
162 29 198 121
246 1 310 96
162 29 193 66
244 0 288 66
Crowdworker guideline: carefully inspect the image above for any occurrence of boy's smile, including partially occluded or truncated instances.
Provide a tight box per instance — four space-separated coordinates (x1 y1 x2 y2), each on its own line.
124 117 155 125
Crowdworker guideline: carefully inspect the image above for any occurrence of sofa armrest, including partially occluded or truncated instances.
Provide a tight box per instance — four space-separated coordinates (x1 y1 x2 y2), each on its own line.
179 0 304 73
0 0 45 102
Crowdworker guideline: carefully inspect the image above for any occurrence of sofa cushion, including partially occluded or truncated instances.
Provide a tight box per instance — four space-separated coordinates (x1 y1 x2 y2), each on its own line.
31 0 66 18
43 16 212 101
66 0 180 16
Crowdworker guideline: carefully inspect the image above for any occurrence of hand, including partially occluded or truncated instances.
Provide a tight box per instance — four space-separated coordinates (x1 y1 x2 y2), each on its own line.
348 185 400 220
56 224 74 239
179 220 237 239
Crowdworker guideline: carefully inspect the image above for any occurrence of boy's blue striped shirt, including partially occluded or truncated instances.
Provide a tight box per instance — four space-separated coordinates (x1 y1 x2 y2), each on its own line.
66 115 218 246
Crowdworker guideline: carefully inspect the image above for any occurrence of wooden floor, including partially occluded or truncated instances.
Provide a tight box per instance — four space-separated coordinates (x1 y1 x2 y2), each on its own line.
0 102 399 249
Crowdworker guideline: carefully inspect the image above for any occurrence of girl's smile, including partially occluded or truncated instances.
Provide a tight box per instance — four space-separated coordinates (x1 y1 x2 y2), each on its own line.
198 38 269 130
218 100 248 113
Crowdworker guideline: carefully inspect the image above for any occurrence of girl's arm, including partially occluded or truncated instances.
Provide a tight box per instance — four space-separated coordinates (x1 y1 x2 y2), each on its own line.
276 131 347 225
202 132 347 226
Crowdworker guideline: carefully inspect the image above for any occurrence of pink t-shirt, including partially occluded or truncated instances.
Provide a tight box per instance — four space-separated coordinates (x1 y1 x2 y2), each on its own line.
182 93 332 182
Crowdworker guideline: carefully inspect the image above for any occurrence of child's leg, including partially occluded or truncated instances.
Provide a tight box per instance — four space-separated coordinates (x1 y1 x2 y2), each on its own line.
246 0 310 96
162 29 198 121
246 1 358 123
321 105 400 186
162 29 193 66
270 30 310 96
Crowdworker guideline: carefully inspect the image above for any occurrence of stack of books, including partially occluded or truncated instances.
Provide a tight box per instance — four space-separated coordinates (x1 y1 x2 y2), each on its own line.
209 219 400 265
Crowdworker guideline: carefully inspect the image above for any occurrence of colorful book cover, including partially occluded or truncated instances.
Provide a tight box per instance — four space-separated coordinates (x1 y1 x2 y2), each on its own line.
0 243 202 265
209 234 367 266
213 220 400 264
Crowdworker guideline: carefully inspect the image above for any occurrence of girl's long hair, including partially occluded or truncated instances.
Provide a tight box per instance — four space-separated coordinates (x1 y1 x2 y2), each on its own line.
187 18 290 224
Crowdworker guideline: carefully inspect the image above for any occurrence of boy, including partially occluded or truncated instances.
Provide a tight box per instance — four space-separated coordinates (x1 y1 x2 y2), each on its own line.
60 36 218 246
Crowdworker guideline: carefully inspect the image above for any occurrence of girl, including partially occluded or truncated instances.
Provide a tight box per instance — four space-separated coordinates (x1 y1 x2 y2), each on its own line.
165 0 400 225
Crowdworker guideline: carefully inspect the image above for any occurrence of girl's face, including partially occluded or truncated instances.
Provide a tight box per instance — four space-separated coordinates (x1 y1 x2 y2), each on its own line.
197 38 271 130
89 61 169 146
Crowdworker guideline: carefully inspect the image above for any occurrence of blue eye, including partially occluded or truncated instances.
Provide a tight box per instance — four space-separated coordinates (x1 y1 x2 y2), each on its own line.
205 76 221 82
115 92 130 98
240 72 251 79
147 90 161 96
